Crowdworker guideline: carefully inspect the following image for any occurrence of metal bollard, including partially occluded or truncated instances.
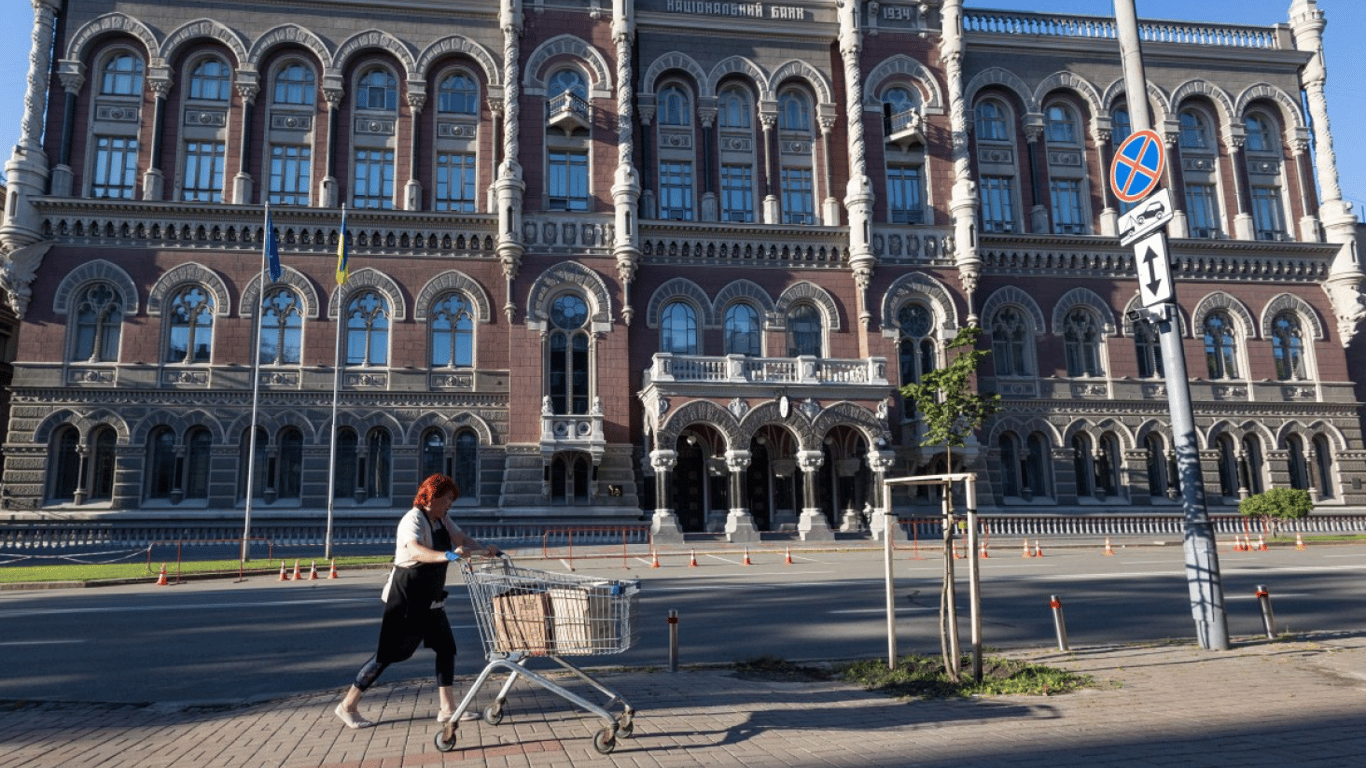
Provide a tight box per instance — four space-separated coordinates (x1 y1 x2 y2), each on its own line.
1049 594 1070 651
668 609 680 673
1255 584 1276 639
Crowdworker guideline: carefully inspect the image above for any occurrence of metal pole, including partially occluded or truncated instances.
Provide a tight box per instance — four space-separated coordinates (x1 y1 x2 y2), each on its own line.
1113 0 1152 133
1256 585 1276 640
668 609 680 672
1049 594 1069 651
884 478 897 670
966 476 982 683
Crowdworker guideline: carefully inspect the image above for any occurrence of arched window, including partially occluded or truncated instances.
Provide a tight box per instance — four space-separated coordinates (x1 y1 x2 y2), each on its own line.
884 86 918 118
1241 434 1265 495
998 433 1020 497
188 57 230 101
779 90 810 131
421 429 446 480
334 428 358 495
278 428 303 500
1132 318 1164 378
724 303 761 357
87 427 117 502
1097 432 1121 497
146 426 177 500
1202 310 1239 379
1025 433 1050 499
1287 434 1309 491
1216 434 1239 500
990 308 1031 376
548 294 590 415
1072 433 1094 498
166 286 214 364
273 63 316 105
101 53 144 96
786 303 822 357
438 72 478 114
1270 312 1305 381
366 428 392 500
239 426 269 501
1313 434 1334 499
1063 308 1103 377
51 426 81 502
1111 107 1132 146
1245 113 1275 153
73 283 124 363
259 287 302 365
1145 432 1171 498
975 99 1009 141
1179 109 1210 150
659 85 690 126
345 291 390 366
185 427 212 499
549 69 587 100
898 303 936 415
454 431 479 502
719 87 751 129
660 301 698 355
1046 104 1078 144
431 293 474 367
358 67 398 111
551 453 591 505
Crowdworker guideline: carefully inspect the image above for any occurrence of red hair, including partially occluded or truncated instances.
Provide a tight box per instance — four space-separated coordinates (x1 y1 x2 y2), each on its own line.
413 474 459 509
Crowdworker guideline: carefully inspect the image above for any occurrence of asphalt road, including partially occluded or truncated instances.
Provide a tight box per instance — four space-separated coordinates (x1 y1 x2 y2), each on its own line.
1 543 1363 706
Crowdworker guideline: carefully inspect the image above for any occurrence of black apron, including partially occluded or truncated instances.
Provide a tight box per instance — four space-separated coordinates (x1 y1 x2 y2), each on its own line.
374 515 456 664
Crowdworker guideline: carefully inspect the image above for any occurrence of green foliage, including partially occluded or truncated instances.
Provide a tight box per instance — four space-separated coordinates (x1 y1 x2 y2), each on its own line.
0 555 393 584
899 326 1001 451
1238 488 1313 522
841 654 1096 698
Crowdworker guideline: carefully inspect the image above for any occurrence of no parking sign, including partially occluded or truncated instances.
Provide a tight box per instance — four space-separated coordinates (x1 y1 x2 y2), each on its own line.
1110 129 1165 203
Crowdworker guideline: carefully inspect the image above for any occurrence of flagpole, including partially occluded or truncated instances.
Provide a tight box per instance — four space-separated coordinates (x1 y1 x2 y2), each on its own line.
325 205 348 561
242 203 271 562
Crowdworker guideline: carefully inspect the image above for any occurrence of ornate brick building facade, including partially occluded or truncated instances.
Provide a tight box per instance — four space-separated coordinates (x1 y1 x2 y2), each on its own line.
1 1 1362 540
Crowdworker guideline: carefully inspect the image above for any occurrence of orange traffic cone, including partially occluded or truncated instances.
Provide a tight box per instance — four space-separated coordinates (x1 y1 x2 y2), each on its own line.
689 550 698 567
308 560 318 580
1295 533 1306 551
1245 534 1254 552
1257 535 1268 552
328 559 340 578
1022 538 1031 558
651 550 660 568
279 561 290 581
155 564 168 586
980 540 990 558
953 542 963 559
1033 541 1044 558
785 547 793 565
743 548 752 566
1103 538 1116 556
292 560 302 580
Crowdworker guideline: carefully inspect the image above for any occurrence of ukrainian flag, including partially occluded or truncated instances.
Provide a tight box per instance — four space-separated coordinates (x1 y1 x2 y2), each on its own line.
335 207 351 285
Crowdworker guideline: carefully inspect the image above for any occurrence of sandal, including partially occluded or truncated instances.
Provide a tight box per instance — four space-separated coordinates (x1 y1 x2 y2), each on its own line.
334 704 374 730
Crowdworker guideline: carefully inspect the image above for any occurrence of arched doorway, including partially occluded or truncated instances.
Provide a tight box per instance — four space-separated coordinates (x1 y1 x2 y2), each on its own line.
671 424 728 533
746 425 801 531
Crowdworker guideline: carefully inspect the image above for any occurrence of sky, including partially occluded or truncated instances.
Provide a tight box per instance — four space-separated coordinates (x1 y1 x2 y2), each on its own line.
0 1 1360 216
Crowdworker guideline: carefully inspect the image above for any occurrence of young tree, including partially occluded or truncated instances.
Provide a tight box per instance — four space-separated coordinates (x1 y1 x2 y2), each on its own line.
1238 487 1313 538
899 326 1000 681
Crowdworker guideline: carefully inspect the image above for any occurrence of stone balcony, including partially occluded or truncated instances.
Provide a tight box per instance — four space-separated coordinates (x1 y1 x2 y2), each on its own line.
641 353 893 413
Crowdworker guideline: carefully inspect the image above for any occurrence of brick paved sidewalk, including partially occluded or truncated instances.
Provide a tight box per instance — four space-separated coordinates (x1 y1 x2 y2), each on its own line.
3 632 1364 768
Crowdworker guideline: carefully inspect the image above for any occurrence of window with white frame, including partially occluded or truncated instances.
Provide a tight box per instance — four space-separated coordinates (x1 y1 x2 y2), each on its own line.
101 53 143 95
1185 183 1221 238
181 141 225 202
72 283 123 363
258 287 302 366
1062 308 1103 377
1179 109 1210 150
781 167 815 225
274 63 315 105
1045 104 1077 144
547 293 591 415
778 88 817 225
267 61 315 206
430 293 474 368
92 136 138 199
721 164 755 222
433 67 480 213
990 307 1031 376
724 302 761 356
353 148 395 209
975 99 1009 141
435 152 477 212
660 300 698 355
188 58 230 102
658 161 694 221
165 285 214 364
269 145 311 205
980 176 1016 233
1050 178 1085 234
1252 186 1287 240
1202 310 1239 379
887 166 924 224
547 150 589 211
438 72 478 115
1270 311 1306 381
351 65 398 210
345 291 390 366
1245 114 1275 153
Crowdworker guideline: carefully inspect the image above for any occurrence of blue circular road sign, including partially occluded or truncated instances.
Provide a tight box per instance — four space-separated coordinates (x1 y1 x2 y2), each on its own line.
1110 129 1166 203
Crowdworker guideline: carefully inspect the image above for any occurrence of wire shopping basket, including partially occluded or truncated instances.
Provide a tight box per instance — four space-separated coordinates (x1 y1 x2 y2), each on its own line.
435 557 641 755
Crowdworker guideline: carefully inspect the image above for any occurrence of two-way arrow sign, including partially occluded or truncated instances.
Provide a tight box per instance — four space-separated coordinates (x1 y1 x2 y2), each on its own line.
1136 230 1174 307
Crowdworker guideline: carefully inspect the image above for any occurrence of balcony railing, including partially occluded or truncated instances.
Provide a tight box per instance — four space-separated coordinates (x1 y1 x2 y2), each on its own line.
964 9 1283 50
646 353 889 387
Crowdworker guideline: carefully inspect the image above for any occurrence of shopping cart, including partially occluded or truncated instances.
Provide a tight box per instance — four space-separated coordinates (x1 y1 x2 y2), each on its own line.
435 556 640 755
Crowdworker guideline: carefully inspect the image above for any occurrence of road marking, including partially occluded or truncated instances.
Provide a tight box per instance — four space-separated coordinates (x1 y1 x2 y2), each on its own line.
0 639 87 646
0 596 374 618
829 607 935 615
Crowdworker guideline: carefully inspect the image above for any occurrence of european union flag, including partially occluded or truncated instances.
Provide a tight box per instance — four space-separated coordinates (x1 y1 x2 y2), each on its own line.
265 208 282 282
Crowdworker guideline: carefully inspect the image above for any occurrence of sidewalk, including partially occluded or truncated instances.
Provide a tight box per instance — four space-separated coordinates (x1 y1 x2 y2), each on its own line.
4 632 1364 767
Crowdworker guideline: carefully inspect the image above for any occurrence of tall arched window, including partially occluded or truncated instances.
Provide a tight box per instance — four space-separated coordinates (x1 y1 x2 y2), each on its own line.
87 427 117 502
719 87 751 129
1045 104 1077 144
657 85 697 222
1063 308 1103 377
975 99 1008 141
898 303 936 415
166 286 214 364
188 57 230 102
334 428 358 496
101 53 144 95
345 291 390 366
259 287 302 365
146 426 177 500
660 301 698 355
1179 109 1210 150
421 429 446 480
431 293 474 367
659 85 690 126
1180 108 1221 238
1025 433 1050 499
786 303 822 357
1132 318 1164 378
268 62 315 206
51 426 81 501
1072 433 1094 498
778 89 816 224
1216 434 1239 500
1202 310 1239 379
358 67 397 111
1145 432 1170 498
352 67 398 209
1241 434 1265 495
1097 432 1121 497
724 303 761 357
998 433 1021 497
454 431 479 502
779 91 810 131
180 57 228 204
990 308 1031 376
73 283 124 363
548 294 590 415
366 428 392 500
273 63 316 105
239 426 269 501
1111 107 1132 146
278 428 303 500
1270 312 1305 381
1287 434 1309 491
1313 434 1334 499
718 85 756 223
1245 113 1275 152
438 72 478 114
184 427 212 499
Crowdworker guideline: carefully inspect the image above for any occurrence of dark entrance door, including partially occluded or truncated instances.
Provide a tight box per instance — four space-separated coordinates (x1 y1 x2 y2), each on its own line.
746 441 771 531
674 440 706 532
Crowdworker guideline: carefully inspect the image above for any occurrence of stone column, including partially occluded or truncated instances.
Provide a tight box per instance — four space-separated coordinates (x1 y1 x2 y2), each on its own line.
796 449 834 541
1291 138 1320 241
723 449 758 543
940 0 981 322
404 87 426 211
819 115 840 226
142 74 172 201
837 0 875 333
496 0 527 322
50 66 84 198
1228 131 1254 240
759 109 779 223
1 0 61 249
1162 124 1189 238
867 449 904 542
1093 120 1118 236
232 78 258 204
650 449 683 544
699 104 718 221
611 0 641 326
1023 119 1048 233
320 89 342 208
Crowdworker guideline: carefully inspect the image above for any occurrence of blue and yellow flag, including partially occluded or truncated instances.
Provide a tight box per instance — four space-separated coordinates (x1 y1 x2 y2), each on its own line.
335 207 351 285
265 206 282 282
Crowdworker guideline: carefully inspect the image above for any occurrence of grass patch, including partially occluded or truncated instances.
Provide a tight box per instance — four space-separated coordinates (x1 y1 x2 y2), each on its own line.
0 555 393 584
840 653 1096 698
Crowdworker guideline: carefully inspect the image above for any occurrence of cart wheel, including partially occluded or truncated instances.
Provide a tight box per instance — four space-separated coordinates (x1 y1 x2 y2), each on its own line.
616 715 634 739
482 703 504 726
433 725 458 753
592 727 617 755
